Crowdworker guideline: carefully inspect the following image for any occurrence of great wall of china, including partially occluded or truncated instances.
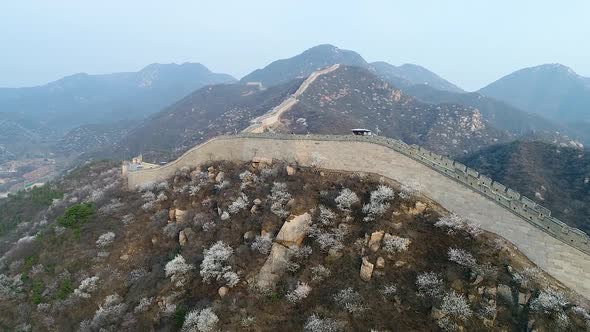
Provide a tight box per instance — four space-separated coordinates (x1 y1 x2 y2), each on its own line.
123 66 590 298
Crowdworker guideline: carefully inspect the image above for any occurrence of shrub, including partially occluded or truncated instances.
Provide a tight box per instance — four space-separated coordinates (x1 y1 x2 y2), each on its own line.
333 287 366 315
435 214 481 237
310 264 331 282
362 185 395 221
251 234 273 255
0 274 23 299
530 289 568 313
441 290 473 321
56 278 74 300
134 297 153 313
228 193 249 214
268 182 291 218
380 284 397 300
57 203 95 228
200 241 239 287
182 307 219 332
304 314 341 332
416 272 444 298
286 282 312 304
96 232 116 248
317 205 336 226
383 235 411 253
165 255 195 288
335 188 359 212
74 276 99 298
83 293 128 330
447 248 477 269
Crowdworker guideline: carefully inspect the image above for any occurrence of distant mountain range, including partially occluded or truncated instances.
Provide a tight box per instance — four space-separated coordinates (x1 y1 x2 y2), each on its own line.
0 62 236 134
460 140 590 233
479 64 590 124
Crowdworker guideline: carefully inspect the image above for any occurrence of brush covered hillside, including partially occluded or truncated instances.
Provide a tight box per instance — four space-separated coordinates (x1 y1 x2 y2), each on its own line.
278 66 511 156
108 80 301 162
370 61 463 93
403 84 577 142
1 161 590 331
460 140 590 233
479 64 590 124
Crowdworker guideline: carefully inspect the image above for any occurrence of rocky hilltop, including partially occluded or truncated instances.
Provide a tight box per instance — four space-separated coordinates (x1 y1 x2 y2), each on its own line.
1 160 589 331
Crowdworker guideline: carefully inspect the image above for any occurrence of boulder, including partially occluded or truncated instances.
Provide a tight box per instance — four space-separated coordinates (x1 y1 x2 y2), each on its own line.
215 171 225 183
286 165 296 176
406 201 427 215
169 209 176 222
218 286 229 298
253 198 262 205
360 257 374 282
252 156 273 166
497 284 513 304
394 260 407 268
175 209 187 223
255 243 291 290
220 211 230 221
376 257 385 269
179 230 188 246
368 230 385 252
275 213 312 248
250 205 258 214
120 254 129 261
518 291 531 305
472 275 484 285
243 231 256 241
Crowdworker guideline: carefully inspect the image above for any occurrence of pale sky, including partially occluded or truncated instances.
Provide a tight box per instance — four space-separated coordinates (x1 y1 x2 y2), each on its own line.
1 0 589 91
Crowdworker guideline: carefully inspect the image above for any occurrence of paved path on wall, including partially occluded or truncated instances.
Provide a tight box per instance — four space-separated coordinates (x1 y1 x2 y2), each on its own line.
242 64 340 133
126 136 590 298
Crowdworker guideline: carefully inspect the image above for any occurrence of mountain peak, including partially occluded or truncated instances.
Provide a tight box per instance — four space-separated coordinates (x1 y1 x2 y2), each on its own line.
370 61 463 93
240 44 367 87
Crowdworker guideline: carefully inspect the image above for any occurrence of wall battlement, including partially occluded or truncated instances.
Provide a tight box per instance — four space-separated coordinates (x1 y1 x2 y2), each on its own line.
126 133 589 255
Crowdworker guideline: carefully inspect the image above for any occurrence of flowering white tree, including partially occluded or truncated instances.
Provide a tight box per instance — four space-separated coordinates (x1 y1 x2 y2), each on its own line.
317 205 336 226
440 290 473 322
182 307 219 332
335 188 359 212
251 234 273 255
383 235 411 253
304 314 341 332
286 282 312 304
416 272 445 298
200 241 239 287
74 276 99 298
362 185 395 221
268 182 292 218
333 287 366 315
447 248 477 269
310 264 331 282
228 192 249 214
165 255 194 288
96 232 115 248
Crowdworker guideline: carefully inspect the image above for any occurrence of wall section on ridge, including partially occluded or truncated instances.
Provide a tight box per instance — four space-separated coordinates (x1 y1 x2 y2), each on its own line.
125 134 590 298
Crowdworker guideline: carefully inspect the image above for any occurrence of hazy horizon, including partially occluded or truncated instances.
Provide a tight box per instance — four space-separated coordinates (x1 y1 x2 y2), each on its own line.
2 1 589 91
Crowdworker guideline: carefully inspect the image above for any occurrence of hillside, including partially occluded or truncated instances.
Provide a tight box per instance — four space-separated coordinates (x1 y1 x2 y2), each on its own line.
403 84 584 145
108 80 301 162
277 66 511 156
479 64 590 124
1 160 589 331
460 141 590 233
370 62 463 93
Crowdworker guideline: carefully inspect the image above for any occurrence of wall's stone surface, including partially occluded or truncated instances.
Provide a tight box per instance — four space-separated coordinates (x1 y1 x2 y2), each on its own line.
125 134 590 298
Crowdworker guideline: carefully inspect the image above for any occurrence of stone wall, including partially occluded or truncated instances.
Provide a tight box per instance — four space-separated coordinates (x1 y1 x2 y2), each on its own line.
125 133 590 298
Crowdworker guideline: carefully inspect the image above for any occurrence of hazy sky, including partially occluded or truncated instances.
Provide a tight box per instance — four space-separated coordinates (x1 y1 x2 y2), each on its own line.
2 1 589 90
